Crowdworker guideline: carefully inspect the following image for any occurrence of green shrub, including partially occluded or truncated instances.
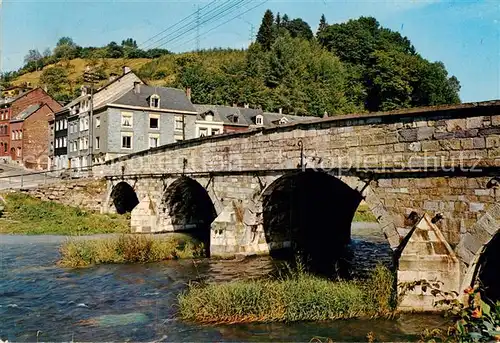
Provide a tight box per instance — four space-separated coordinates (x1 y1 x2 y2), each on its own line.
178 264 396 324
59 234 205 268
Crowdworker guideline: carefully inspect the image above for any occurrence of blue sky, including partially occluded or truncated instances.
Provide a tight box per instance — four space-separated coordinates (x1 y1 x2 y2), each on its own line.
1 0 498 103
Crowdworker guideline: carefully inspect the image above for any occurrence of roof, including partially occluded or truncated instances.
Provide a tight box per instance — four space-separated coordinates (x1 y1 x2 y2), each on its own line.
194 104 313 127
11 104 42 121
111 85 197 113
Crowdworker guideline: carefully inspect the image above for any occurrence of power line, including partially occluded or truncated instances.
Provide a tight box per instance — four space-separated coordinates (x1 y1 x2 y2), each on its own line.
196 4 201 51
172 0 268 51
142 0 241 50
139 0 217 48
154 0 252 50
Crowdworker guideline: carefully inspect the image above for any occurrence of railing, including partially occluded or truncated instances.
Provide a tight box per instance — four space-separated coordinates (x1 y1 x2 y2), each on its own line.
0 166 93 190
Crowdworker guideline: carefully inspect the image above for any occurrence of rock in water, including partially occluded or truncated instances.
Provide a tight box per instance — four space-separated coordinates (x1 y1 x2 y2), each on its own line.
93 313 149 327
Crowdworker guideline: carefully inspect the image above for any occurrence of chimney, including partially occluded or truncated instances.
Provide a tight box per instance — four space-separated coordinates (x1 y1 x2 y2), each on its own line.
323 111 328 118
278 108 282 115
133 82 141 94
244 103 249 109
232 103 237 108
122 66 131 75
186 87 192 100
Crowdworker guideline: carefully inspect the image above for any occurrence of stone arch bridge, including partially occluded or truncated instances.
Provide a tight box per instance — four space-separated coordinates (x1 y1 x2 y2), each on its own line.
78 101 500 309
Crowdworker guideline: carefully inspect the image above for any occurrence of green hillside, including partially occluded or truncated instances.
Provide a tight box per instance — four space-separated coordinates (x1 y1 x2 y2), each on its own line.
1 12 461 116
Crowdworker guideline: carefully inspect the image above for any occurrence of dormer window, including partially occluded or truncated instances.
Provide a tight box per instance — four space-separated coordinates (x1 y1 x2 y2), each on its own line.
232 115 238 123
150 94 160 108
205 113 213 122
279 117 289 125
255 115 264 126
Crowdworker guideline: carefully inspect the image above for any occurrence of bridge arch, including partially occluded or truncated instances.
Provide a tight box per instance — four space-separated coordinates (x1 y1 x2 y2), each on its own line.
109 181 139 214
259 170 363 273
160 176 217 244
459 204 500 302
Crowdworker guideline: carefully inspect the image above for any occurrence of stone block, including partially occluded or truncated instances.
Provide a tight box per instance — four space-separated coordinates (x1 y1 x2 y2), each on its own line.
398 129 418 142
466 117 483 129
421 141 440 152
469 202 485 212
417 127 434 140
472 137 486 149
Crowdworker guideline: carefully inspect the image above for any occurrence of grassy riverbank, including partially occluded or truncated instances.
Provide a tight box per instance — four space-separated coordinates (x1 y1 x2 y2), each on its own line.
178 264 395 324
353 204 377 222
59 234 206 267
0 193 129 235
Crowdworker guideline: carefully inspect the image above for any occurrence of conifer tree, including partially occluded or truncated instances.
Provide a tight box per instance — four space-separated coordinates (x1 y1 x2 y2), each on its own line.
256 9 276 51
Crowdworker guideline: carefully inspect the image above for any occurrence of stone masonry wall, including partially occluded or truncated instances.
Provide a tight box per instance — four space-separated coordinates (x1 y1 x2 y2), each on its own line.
19 178 107 212
94 101 500 246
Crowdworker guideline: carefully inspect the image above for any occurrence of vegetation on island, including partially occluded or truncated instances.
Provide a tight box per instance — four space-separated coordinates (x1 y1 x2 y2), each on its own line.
0 193 129 235
59 234 206 268
1 11 460 115
178 264 395 324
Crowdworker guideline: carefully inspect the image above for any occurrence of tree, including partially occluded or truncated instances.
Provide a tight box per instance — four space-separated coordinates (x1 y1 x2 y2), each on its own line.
256 9 276 51
42 48 52 58
122 38 138 48
39 66 69 97
284 18 313 40
275 12 281 27
106 42 124 58
317 14 328 37
24 49 42 64
54 37 79 60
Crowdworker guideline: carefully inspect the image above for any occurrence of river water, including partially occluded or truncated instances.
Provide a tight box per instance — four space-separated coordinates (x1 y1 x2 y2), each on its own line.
0 227 448 342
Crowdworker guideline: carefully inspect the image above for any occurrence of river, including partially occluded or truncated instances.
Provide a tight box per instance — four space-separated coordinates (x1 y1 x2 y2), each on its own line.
0 226 448 342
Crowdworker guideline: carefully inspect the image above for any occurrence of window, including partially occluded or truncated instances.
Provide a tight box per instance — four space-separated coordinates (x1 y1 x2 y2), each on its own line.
63 137 67 147
212 128 220 136
19 130 22 140
121 112 133 128
121 133 132 149
79 117 85 131
63 119 67 129
95 137 100 150
16 147 21 157
255 115 263 126
78 137 83 150
83 137 88 149
56 121 60 131
232 115 238 123
279 117 289 125
95 117 100 128
149 115 159 129
150 94 160 108
149 134 159 148
84 118 89 130
199 128 207 137
4 144 7 153
175 116 183 131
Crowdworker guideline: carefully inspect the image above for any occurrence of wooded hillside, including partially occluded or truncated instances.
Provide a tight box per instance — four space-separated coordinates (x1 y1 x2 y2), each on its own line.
1 11 460 116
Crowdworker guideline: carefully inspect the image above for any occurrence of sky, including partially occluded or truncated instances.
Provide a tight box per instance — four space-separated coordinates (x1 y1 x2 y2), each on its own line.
0 0 498 103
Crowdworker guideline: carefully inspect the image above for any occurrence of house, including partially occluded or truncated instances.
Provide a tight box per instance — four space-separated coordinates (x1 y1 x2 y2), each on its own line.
0 88 61 165
90 83 197 163
9 103 57 169
1 83 32 99
193 105 312 137
50 68 144 170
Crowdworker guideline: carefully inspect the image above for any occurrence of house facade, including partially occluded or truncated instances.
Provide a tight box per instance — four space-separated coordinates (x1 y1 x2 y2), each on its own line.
91 83 197 163
10 103 57 169
0 88 61 165
68 70 144 169
194 105 312 137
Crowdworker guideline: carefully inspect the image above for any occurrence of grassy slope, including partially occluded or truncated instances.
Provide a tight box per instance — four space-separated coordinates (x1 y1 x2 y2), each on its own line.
0 193 130 235
12 58 151 88
11 50 247 89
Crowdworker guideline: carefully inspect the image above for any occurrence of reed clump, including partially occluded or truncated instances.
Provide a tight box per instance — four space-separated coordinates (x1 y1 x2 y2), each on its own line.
59 234 205 267
178 264 395 324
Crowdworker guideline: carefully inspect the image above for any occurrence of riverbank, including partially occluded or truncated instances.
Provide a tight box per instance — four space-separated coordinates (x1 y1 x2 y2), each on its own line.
0 193 129 235
178 264 396 324
59 234 206 267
